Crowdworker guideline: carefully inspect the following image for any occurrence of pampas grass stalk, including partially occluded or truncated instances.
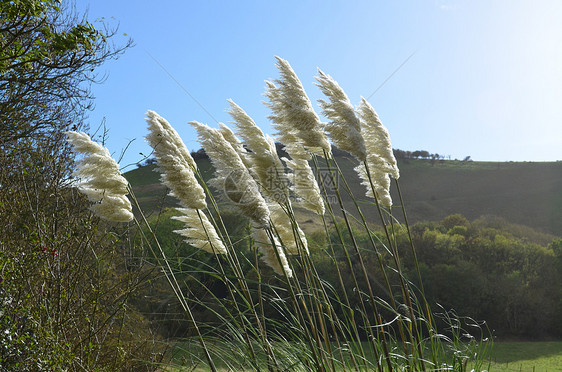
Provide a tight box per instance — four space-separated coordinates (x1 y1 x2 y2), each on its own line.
145 115 283 369
313 71 430 367
189 119 334 369
316 154 394 370
144 112 264 365
144 112 279 369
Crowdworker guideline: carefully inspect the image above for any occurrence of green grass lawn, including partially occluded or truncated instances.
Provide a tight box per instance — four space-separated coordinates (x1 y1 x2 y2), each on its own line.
485 342 562 371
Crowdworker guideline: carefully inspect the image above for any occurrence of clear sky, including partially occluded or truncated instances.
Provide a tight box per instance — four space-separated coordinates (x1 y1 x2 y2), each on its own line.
75 0 562 168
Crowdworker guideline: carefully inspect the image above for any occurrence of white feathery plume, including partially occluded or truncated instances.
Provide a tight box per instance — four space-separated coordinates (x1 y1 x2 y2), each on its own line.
252 228 293 277
269 204 308 255
262 57 327 214
353 98 399 207
218 122 244 152
263 81 301 153
357 98 399 179
225 101 310 250
264 56 332 157
172 208 227 254
87 193 135 223
227 100 289 203
146 110 197 170
190 121 270 228
65 131 133 222
316 69 367 161
282 146 325 215
354 156 393 208
145 111 207 210
218 122 254 172
73 153 128 194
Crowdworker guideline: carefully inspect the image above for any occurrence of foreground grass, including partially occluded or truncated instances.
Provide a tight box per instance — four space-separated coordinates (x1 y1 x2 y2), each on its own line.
159 341 562 371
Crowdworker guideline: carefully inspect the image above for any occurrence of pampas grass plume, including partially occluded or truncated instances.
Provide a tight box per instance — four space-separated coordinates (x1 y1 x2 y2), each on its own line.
145 111 207 210
264 56 332 157
218 122 254 171
190 121 270 228
65 131 133 222
283 152 325 215
353 98 399 207
252 228 293 277
172 208 227 254
227 100 288 203
316 69 367 161
269 204 308 255
357 98 399 179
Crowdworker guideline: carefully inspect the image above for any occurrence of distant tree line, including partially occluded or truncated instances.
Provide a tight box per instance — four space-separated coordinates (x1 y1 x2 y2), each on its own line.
393 149 472 162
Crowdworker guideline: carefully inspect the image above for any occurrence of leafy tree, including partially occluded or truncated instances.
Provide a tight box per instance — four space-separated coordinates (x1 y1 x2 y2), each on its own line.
549 239 562 334
0 1 162 369
0 0 131 142
441 214 469 231
408 215 562 338
393 148 407 159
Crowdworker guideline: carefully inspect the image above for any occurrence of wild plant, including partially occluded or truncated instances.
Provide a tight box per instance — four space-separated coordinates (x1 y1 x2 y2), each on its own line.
0 130 163 371
66 57 490 371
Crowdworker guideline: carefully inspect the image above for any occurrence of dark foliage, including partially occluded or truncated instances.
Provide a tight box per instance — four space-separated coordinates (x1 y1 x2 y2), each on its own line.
134 210 562 341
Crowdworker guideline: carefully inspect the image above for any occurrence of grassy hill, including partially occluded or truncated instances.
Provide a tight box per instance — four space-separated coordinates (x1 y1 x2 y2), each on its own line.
124 155 562 237
391 159 562 236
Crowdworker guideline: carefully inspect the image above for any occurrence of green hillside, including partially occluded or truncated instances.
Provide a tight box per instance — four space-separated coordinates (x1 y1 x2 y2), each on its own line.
124 156 562 237
124 158 215 215
394 159 562 236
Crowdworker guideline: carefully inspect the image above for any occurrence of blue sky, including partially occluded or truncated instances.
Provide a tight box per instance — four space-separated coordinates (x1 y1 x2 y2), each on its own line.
76 0 562 168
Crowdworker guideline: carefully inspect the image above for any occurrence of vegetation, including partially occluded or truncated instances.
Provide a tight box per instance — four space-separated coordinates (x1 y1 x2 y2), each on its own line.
2 3 560 369
119 84 561 370
0 1 160 370
404 215 561 339
126 155 562 238
108 60 498 371
164 341 562 372
0 0 131 142
121 154 562 369
133 209 562 342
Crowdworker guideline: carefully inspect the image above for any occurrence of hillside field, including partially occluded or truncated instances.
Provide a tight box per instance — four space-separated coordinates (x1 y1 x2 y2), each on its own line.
125 156 562 237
